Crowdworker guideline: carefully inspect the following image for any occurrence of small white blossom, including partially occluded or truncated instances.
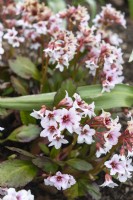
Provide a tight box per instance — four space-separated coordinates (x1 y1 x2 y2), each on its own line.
44 171 76 190
2 188 34 200
76 125 95 144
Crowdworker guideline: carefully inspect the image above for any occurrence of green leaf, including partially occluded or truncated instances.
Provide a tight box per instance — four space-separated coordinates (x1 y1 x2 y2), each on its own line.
20 111 36 125
32 157 58 173
7 124 41 142
64 179 88 199
0 159 38 187
0 84 133 111
50 147 60 158
6 146 35 158
39 143 50 155
86 183 101 200
9 56 40 81
85 0 97 19
54 79 77 106
66 159 93 171
129 50 133 62
47 0 66 13
64 183 79 200
11 76 28 95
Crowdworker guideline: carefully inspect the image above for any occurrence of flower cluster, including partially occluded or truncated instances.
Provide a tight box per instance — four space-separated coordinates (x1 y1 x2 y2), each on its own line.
44 30 77 71
0 188 34 200
0 1 126 92
30 92 133 189
31 91 95 149
93 4 126 28
44 171 76 190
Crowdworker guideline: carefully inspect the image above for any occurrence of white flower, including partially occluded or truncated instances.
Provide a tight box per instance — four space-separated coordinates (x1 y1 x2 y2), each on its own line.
30 106 46 119
33 21 47 35
2 188 34 200
44 171 76 190
105 154 125 176
73 93 95 118
40 122 60 141
0 127 4 131
41 109 59 127
76 125 95 144
100 174 118 188
3 28 24 47
96 147 106 158
48 134 68 149
56 107 81 133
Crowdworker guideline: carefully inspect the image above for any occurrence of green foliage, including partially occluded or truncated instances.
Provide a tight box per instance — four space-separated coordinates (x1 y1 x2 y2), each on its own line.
46 0 66 13
11 76 28 95
54 79 77 106
66 158 93 171
9 56 40 81
128 0 133 19
0 159 38 187
39 143 50 155
64 179 101 200
7 124 41 142
6 146 35 158
20 111 36 125
32 157 58 173
0 84 132 111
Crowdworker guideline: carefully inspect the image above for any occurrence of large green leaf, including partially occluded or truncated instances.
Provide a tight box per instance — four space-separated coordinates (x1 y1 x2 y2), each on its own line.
0 84 133 111
9 56 40 81
7 124 41 142
0 159 38 187
66 158 93 171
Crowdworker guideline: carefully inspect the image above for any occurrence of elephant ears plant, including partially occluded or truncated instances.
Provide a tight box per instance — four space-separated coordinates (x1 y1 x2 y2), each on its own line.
0 0 133 199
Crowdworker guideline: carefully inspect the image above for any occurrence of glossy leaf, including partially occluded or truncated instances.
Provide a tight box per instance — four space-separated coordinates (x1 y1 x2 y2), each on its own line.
66 158 93 171
7 124 41 142
20 111 36 125
0 159 38 187
0 84 133 111
32 157 58 173
9 56 40 81
6 146 35 158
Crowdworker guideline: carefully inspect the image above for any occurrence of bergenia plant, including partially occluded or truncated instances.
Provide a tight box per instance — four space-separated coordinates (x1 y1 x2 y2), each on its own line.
0 0 133 200
0 0 127 94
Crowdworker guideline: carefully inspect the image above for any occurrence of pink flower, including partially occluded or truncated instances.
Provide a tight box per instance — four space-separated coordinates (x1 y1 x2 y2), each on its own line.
56 107 81 133
58 91 73 108
93 4 126 28
105 154 125 176
44 171 76 190
40 122 60 141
